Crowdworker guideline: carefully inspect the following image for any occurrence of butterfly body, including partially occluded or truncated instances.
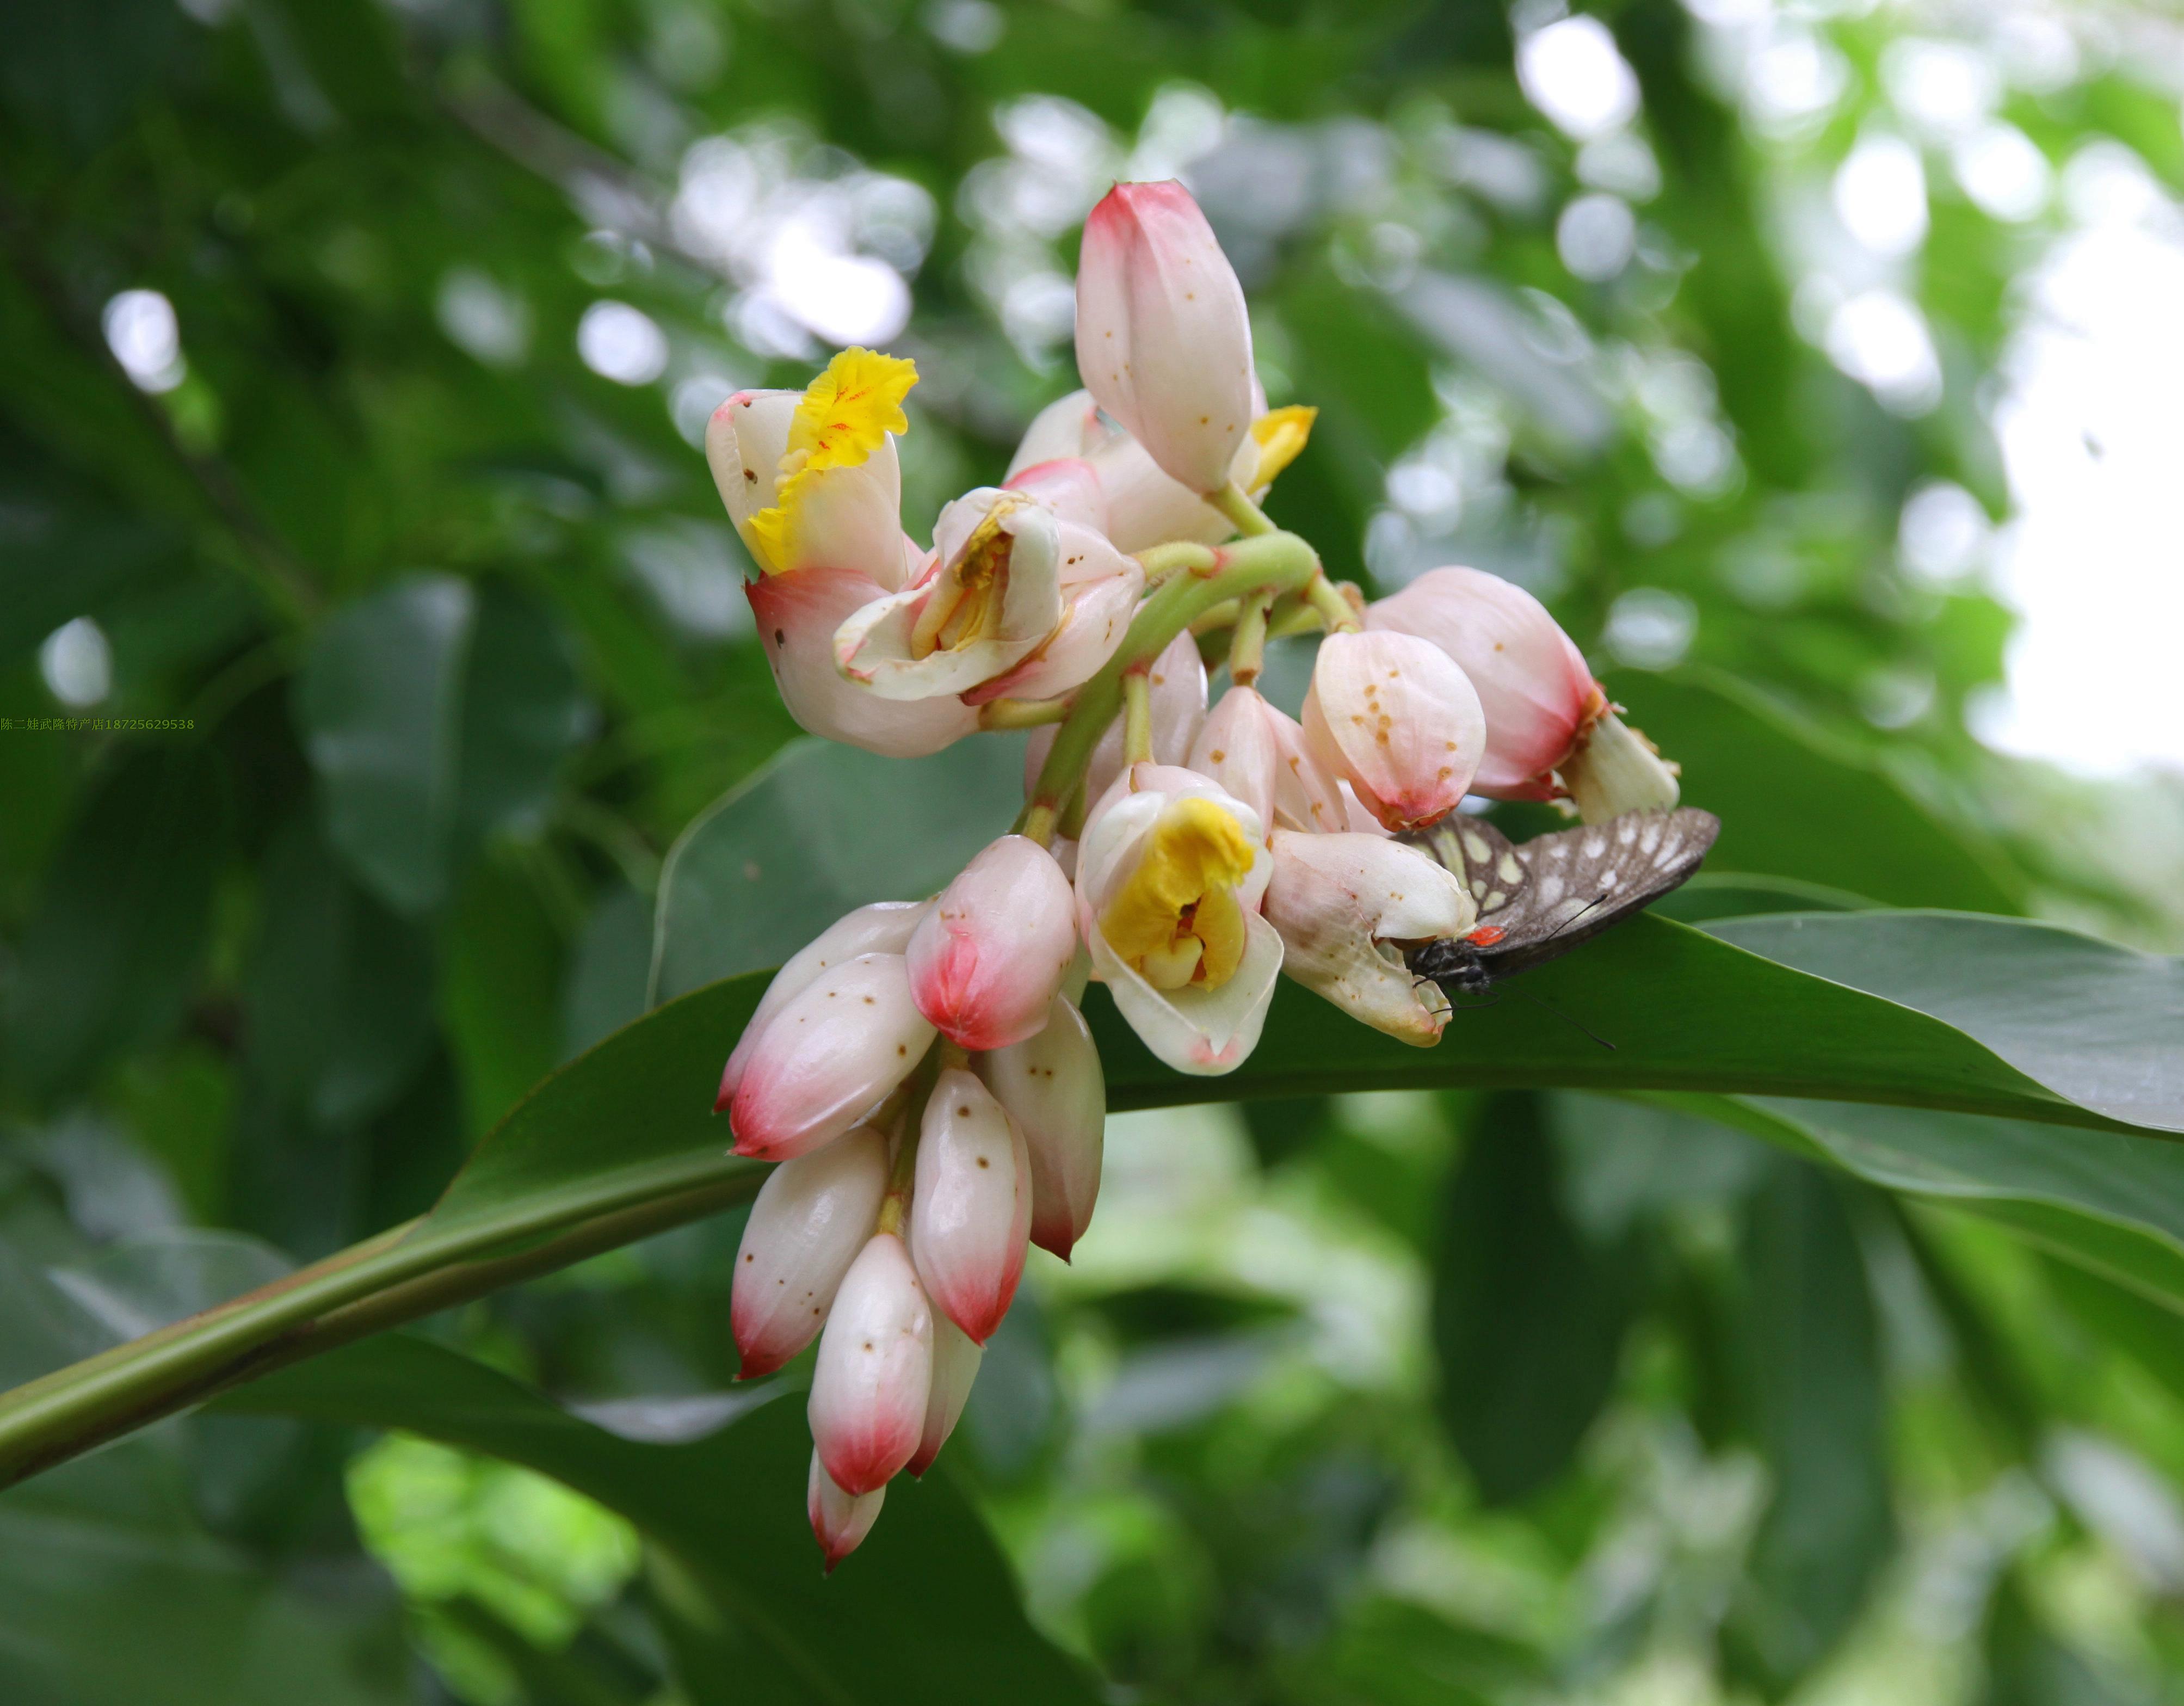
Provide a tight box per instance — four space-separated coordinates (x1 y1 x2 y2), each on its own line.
1403 807 1721 993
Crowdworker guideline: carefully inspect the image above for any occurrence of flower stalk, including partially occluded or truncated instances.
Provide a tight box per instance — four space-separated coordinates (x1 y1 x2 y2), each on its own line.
1016 528 1327 836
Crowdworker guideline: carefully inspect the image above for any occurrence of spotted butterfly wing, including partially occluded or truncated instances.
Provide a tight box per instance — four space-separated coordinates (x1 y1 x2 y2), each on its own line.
1402 808 1720 992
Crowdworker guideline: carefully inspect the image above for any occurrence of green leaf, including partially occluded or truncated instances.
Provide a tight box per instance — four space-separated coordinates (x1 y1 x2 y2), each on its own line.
296 577 590 917
1724 1161 1894 1693
651 733 1027 998
296 575 473 916
1688 1097 2184 1319
1607 669 2025 914
1093 911 2180 1137
0 1244 406 1706
1707 912 2184 1134
243 817 437 1131
3 744 226 1099
222 1335 1102 1706
443 848 569 1140
1432 1093 1637 1504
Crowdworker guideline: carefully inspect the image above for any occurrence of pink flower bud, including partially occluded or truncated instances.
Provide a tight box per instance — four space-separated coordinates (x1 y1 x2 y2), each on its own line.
979 993 1105 1261
1024 629 1207 808
809 1231 932 1495
909 1069 1031 1344
1364 568 1606 798
1263 832 1475 1046
807 1449 885 1571
1004 456 1109 533
1302 630 1485 833
748 569 978 758
1075 182 1256 495
730 1125 891 1380
908 1311 983 1477
908 837 1078 1051
1188 687 1349 841
720 902 928 1108
726 953 935 1161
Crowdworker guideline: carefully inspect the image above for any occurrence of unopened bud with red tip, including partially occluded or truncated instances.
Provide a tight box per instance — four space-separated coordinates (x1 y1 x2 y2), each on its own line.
809 1231 932 1496
720 902 928 1108
979 992 1105 1261
1189 686 1347 841
1302 630 1485 834
909 1311 983 1477
807 1449 886 1571
730 1125 890 1380
725 953 935 1160
1365 568 1606 799
909 1069 1031 1344
907 837 1078 1051
1075 181 1256 496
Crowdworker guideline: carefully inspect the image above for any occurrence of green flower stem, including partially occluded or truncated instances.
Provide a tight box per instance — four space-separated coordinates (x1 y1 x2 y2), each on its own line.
1228 590 1273 686
1016 528 1327 838
1134 541 1220 586
1121 670 1154 763
0 1153 764 1489
1213 482 1277 538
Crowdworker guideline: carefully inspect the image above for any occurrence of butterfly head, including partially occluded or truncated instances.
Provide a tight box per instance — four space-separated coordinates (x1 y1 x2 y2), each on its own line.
1405 927 1502 996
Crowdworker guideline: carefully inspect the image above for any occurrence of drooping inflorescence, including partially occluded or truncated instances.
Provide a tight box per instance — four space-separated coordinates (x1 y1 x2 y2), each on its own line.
704 179 1687 1567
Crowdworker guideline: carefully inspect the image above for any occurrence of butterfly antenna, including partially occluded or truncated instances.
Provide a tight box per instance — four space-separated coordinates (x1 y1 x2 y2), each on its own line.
1512 987 1615 1051
1542 894 1609 944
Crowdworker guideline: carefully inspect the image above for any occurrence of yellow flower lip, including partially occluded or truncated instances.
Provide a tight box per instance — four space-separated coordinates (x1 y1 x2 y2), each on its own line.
1249 405 1315 491
748 347 918 574
1099 797 1256 993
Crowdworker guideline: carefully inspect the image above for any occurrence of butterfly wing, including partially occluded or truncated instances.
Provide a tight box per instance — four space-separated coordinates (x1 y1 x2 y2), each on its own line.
1411 816 1534 927
1481 807 1720 974
1407 808 1721 980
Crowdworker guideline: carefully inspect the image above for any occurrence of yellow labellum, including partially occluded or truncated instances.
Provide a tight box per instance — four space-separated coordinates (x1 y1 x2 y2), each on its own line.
746 347 918 574
1249 405 1316 492
1100 797 1256 993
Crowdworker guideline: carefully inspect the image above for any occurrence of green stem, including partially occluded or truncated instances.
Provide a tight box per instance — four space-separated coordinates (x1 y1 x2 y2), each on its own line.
1212 483 1276 538
1121 670 1153 763
1015 529 1325 830
0 1153 763 1488
1136 541 1220 586
1229 591 1273 686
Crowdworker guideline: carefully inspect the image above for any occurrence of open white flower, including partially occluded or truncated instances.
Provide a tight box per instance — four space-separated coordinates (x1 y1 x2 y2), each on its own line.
1075 763 1282 1075
1263 832 1475 1045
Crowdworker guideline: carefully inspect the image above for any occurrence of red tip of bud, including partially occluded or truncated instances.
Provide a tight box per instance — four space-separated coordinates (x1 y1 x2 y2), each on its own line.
1030 1227 1076 1264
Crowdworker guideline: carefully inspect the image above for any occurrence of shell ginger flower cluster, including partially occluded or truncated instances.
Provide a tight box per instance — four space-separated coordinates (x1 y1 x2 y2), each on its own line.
706 180 1686 1567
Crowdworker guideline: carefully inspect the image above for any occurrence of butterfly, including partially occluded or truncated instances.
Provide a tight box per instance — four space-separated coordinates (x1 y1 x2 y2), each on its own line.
1402 806 1721 997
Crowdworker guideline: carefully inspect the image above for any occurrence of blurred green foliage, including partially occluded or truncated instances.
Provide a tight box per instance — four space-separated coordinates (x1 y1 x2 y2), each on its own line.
5 0 2184 1701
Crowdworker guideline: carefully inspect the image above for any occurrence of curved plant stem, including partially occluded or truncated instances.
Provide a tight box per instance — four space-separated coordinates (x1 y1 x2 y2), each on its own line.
1016 528 1327 830
1213 483 1277 538
0 1150 763 1488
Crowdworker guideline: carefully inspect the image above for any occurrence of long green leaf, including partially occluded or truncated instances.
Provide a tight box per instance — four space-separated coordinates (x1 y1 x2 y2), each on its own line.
0 907 2175 1486
220 1335 1101 1706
